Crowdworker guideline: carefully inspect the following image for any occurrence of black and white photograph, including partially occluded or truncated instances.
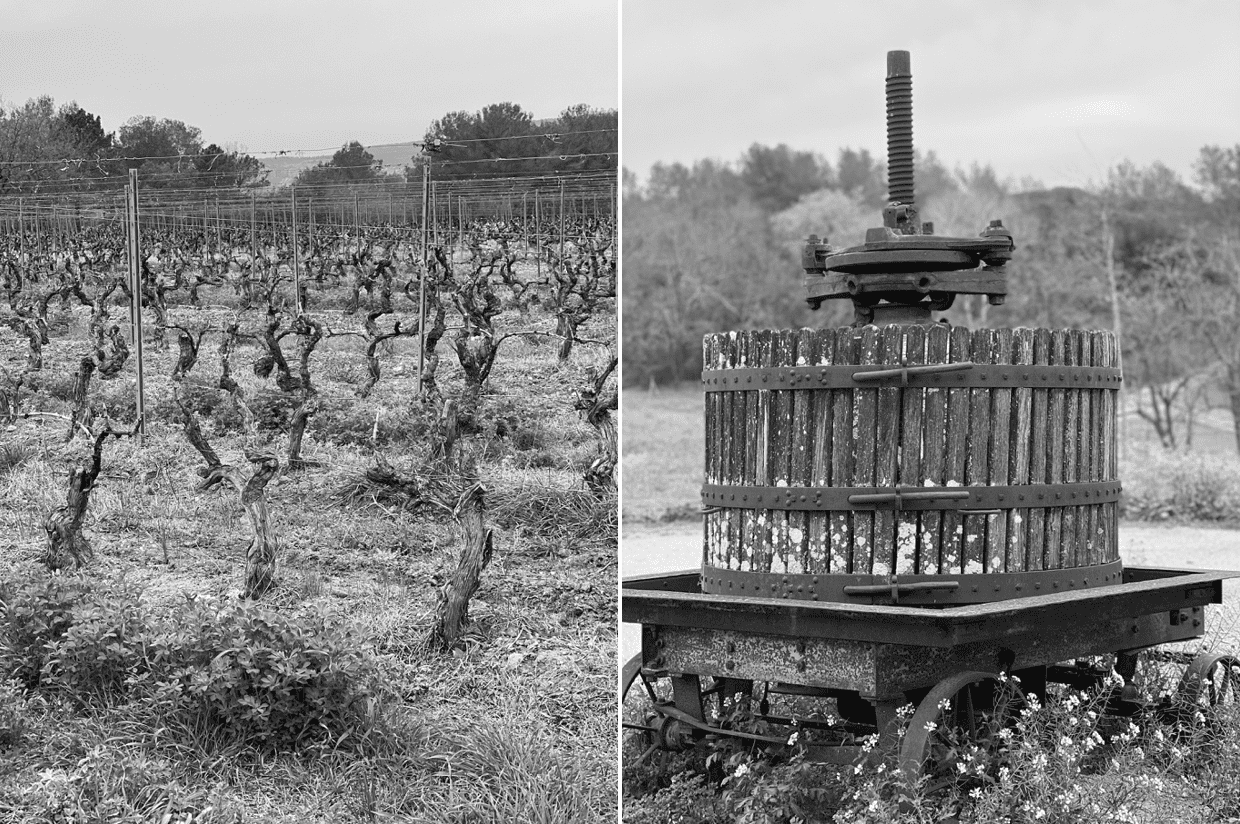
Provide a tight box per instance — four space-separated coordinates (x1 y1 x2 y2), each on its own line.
0 1 617 821
621 2 1240 822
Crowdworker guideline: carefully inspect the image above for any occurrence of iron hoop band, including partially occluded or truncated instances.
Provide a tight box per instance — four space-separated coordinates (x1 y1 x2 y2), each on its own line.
699 561 1125 605
701 481 1122 512
701 363 1122 391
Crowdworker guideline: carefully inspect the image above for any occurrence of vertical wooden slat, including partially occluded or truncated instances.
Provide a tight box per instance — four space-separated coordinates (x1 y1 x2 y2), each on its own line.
852 326 880 575
788 329 815 574
807 329 834 574
940 325 972 574
743 331 765 573
704 334 721 568
1045 330 1067 568
986 328 1013 573
766 331 794 573
1109 332 1119 562
751 330 774 573
1074 330 1092 568
896 324 926 575
1007 328 1034 573
718 333 737 569
731 332 750 570
1027 328 1051 570
963 328 992 574
1085 331 1102 565
919 324 949 574
1062 329 1081 568
873 326 903 577
1099 331 1115 563
830 328 857 573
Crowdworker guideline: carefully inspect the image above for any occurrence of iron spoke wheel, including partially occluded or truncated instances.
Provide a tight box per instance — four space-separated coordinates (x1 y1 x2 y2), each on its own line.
898 671 1025 789
1179 652 1240 710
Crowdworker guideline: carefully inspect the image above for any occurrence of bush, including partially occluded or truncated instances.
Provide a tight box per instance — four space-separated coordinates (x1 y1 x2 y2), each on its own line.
140 598 385 749
1120 449 1240 523
0 571 386 752
0 573 103 690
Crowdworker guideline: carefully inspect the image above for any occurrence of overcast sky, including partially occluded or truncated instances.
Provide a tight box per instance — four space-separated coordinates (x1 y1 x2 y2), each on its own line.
623 0 1240 190
0 0 618 156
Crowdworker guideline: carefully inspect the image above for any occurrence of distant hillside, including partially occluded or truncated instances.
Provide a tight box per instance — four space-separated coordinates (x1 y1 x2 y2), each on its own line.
260 144 419 188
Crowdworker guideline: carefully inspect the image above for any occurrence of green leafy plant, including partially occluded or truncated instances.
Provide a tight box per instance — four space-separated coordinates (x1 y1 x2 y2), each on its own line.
2 570 388 752
0 572 104 690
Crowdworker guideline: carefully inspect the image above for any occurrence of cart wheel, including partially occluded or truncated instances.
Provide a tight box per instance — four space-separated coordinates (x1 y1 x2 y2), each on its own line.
621 654 731 769
1178 652 1240 709
898 671 1025 788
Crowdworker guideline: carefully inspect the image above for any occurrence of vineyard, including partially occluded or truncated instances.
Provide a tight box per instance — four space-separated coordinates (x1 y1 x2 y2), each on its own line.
0 170 617 822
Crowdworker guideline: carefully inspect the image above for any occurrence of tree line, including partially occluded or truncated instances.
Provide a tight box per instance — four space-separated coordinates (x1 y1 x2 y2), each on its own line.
623 142 1240 451
292 102 617 188
0 97 265 192
0 97 617 194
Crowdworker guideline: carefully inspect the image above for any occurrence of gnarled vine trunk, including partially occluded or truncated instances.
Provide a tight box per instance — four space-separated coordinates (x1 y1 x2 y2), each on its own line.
427 482 494 651
44 424 130 570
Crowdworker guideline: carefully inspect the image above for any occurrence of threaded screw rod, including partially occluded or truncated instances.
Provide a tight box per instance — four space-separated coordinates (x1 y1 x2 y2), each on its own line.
886 50 914 206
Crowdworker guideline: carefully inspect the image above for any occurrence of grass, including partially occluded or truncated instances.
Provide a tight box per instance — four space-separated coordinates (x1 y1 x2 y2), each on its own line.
620 384 702 524
0 265 617 823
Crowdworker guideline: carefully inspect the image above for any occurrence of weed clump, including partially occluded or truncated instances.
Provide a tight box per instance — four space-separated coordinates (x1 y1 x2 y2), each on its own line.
625 666 1240 823
0 442 34 478
0 570 386 752
491 480 617 543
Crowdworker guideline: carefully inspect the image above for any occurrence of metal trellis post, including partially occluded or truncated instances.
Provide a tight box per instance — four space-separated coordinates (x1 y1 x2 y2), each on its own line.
126 170 146 446
292 185 301 314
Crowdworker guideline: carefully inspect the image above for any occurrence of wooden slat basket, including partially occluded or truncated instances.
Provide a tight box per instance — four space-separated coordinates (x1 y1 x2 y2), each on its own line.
700 324 1122 605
